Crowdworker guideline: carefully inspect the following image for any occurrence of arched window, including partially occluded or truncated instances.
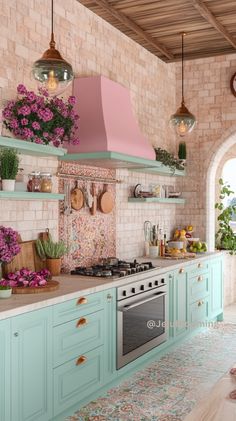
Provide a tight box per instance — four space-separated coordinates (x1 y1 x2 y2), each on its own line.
222 159 236 232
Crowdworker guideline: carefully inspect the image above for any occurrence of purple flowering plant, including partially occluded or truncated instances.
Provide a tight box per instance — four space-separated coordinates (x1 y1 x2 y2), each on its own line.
2 84 80 147
0 226 21 263
0 268 51 288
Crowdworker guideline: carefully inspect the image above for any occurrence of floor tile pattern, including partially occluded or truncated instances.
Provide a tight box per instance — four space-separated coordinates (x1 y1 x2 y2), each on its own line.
66 322 236 421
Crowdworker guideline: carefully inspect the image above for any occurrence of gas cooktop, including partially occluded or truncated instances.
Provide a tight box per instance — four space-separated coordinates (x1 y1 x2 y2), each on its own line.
70 258 156 278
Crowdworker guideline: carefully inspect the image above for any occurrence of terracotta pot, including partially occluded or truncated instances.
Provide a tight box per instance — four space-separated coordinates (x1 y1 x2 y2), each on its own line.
46 258 61 276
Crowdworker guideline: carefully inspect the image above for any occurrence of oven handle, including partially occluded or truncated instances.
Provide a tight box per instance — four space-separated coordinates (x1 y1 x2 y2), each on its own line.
118 292 167 312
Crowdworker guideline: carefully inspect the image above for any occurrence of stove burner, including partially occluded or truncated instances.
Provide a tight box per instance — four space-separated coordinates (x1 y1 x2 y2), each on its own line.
70 259 155 278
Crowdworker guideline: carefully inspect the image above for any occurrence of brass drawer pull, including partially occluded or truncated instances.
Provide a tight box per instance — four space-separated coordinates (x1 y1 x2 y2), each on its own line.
76 355 87 366
198 300 204 307
179 268 184 274
197 276 203 282
76 317 87 328
198 263 202 268
77 297 88 305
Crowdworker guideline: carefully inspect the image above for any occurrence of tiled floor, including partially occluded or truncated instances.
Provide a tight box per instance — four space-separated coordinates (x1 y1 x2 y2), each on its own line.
66 304 236 421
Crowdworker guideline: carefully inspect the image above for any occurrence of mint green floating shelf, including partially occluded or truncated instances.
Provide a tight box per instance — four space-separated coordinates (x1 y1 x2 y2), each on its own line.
128 197 186 204
60 151 185 176
0 192 64 200
0 136 67 157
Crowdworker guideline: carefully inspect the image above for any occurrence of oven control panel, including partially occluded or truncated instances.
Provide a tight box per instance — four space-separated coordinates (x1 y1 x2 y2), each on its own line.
117 273 167 301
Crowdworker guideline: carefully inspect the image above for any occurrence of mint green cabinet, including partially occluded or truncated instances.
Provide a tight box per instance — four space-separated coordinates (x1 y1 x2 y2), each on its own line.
209 257 223 320
0 319 10 421
11 307 53 421
172 268 188 337
103 289 117 383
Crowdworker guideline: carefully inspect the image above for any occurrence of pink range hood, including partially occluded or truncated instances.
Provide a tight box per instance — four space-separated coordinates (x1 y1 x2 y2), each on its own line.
67 75 155 161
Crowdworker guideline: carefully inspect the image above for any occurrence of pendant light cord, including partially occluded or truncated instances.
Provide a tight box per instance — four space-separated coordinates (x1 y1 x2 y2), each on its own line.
51 0 54 35
182 33 184 104
50 0 55 47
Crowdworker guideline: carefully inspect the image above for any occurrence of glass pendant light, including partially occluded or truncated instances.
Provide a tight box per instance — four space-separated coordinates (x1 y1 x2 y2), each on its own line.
32 0 73 96
170 33 196 136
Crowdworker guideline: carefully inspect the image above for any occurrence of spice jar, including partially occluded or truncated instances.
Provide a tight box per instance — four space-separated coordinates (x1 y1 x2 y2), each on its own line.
28 171 41 192
40 172 52 193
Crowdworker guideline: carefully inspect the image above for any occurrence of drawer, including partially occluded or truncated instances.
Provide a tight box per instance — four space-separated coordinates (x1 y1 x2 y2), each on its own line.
53 346 104 416
189 272 209 304
188 260 209 277
53 309 104 367
189 297 209 326
53 291 104 326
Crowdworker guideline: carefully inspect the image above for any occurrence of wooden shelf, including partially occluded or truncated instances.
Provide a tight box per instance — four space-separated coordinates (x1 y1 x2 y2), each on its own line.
128 197 185 204
0 192 64 200
60 151 185 176
0 136 67 157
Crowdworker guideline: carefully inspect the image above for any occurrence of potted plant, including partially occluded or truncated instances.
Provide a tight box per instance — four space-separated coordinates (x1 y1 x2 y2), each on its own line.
0 284 12 299
154 147 184 173
178 141 187 168
36 235 68 276
0 226 21 278
215 178 236 254
2 84 80 147
0 148 20 191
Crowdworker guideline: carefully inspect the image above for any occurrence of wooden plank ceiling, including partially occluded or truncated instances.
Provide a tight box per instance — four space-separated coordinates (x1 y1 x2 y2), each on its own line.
78 0 236 62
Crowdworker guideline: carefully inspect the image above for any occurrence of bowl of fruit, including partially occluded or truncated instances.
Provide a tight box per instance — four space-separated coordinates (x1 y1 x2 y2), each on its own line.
189 241 208 253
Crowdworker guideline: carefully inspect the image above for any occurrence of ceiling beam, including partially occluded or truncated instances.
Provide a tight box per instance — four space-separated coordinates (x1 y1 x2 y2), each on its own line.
191 0 236 49
90 0 174 60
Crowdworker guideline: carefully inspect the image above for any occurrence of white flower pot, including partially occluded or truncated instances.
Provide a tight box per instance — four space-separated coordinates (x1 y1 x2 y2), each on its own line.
2 179 15 191
0 288 12 298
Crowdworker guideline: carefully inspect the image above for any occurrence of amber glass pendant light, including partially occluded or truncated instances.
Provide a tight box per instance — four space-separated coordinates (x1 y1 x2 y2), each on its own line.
170 33 196 136
32 0 73 96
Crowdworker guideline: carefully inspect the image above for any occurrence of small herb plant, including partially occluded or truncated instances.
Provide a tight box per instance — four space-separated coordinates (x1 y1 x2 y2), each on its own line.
178 142 187 160
215 178 236 254
0 148 19 180
154 147 183 172
36 235 68 260
0 285 11 290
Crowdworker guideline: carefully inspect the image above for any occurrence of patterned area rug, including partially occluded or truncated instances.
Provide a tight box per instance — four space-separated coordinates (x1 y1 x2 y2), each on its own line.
66 323 236 421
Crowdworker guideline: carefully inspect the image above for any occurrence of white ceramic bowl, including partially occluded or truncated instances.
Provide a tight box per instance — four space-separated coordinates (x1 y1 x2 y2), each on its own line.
168 241 184 249
0 288 12 298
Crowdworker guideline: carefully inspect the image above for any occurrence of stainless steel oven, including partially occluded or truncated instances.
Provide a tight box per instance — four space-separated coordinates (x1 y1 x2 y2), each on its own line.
117 275 167 369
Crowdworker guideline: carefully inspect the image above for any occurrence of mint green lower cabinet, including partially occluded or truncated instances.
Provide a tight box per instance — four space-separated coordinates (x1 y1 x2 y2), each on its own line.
189 297 209 325
0 319 10 421
53 346 104 416
209 257 223 320
11 307 53 421
172 269 188 337
103 289 117 382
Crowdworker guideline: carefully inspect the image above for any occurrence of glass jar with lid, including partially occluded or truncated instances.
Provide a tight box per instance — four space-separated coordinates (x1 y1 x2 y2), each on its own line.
40 172 52 193
27 171 41 192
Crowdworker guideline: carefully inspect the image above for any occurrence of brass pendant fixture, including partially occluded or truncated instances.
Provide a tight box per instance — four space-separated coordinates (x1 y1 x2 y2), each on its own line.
170 33 196 137
32 0 73 96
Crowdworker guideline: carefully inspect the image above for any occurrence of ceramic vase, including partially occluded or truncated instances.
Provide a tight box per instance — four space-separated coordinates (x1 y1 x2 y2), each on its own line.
2 179 15 191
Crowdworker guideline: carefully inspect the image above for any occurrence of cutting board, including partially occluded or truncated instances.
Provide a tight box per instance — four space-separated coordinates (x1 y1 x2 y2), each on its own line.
12 280 59 294
2 240 44 276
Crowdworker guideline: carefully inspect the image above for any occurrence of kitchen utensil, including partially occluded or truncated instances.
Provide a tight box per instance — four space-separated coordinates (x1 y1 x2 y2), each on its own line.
99 184 114 214
3 240 40 275
144 221 152 256
134 184 142 197
90 183 97 216
149 246 159 258
64 180 71 215
71 181 84 210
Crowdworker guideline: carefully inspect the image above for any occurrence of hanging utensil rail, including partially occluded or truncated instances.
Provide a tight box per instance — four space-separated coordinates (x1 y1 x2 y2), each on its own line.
57 172 122 184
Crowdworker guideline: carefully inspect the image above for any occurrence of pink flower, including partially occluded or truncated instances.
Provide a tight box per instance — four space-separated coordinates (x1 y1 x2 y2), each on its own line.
37 108 53 122
21 118 28 126
26 91 36 102
22 128 34 139
32 121 40 130
17 84 27 95
9 119 19 129
54 127 64 136
34 137 44 144
18 105 31 116
68 96 76 105
31 103 38 112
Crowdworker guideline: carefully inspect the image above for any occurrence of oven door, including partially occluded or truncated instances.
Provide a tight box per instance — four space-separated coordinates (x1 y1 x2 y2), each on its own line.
117 287 167 369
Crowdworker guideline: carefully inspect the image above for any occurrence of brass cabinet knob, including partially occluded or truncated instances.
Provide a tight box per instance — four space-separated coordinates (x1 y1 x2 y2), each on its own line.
198 263 202 268
107 293 112 302
197 276 203 282
77 297 88 305
76 317 87 328
198 300 204 307
179 268 184 274
76 355 87 366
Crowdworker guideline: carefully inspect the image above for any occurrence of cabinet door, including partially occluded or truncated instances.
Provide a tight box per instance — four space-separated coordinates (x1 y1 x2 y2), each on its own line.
103 288 117 383
210 257 223 319
173 268 188 337
0 319 10 421
11 307 53 421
